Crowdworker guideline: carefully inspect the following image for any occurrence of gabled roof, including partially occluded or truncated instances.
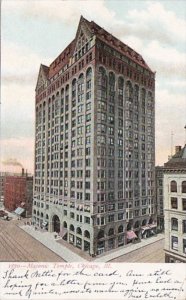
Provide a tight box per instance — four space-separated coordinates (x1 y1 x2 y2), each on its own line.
48 39 76 79
38 16 154 81
35 64 49 91
164 144 186 169
88 18 153 72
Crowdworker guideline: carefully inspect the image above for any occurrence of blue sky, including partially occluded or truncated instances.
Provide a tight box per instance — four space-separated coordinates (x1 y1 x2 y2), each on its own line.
1 0 186 173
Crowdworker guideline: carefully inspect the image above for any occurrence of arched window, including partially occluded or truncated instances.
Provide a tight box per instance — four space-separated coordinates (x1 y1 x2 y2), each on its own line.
134 85 139 104
108 228 114 236
125 81 133 101
41 212 43 218
171 218 178 231
33 209 36 215
72 79 76 98
148 218 153 224
97 230 104 239
65 84 69 93
63 221 67 228
182 181 186 193
127 222 132 231
141 88 146 101
118 225 124 233
109 72 115 93
142 219 147 226
46 214 49 219
134 221 140 228
37 211 40 216
61 88 64 106
76 227 82 235
118 77 124 92
78 73 84 93
84 230 90 239
70 224 74 232
86 67 92 91
98 66 107 88
86 67 92 79
170 180 177 193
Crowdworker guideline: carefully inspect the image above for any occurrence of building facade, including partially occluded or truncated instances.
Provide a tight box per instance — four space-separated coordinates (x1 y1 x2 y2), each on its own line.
164 145 186 263
0 172 6 205
0 172 20 206
155 166 164 232
32 16 156 255
4 170 33 217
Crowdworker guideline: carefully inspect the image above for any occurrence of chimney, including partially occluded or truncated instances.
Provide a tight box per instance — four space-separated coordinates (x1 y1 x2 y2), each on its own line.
175 146 182 154
22 168 24 176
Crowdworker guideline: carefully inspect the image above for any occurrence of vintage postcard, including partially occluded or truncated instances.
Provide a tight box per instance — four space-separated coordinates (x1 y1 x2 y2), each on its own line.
0 0 186 299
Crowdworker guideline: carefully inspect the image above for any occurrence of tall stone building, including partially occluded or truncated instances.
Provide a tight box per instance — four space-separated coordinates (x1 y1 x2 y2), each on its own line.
164 145 186 263
155 166 164 232
32 16 156 255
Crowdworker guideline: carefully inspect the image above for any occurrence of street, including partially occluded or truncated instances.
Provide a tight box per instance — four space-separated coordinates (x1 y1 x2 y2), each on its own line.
109 239 165 262
0 218 165 262
0 218 65 262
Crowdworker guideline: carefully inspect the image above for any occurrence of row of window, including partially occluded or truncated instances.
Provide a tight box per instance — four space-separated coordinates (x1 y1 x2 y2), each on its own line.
171 198 186 210
170 181 186 193
171 218 186 233
171 236 186 254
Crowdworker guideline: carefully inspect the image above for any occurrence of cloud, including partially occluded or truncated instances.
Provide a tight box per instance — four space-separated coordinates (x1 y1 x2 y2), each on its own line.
125 2 186 45
1 40 51 85
155 88 186 165
3 0 115 26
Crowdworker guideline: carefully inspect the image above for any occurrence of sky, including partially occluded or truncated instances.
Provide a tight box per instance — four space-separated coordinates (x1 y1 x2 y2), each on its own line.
1 0 186 174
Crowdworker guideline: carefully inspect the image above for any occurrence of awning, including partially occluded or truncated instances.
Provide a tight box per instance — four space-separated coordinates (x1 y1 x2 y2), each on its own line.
60 228 68 237
127 231 137 240
14 207 25 215
149 224 157 229
42 221 48 227
141 226 149 233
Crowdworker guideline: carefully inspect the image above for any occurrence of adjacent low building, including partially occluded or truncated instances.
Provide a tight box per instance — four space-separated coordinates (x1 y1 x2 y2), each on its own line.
164 145 186 263
4 169 33 217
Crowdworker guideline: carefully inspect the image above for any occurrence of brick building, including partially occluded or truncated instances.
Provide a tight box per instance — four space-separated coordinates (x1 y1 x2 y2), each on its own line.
4 170 33 217
32 16 156 255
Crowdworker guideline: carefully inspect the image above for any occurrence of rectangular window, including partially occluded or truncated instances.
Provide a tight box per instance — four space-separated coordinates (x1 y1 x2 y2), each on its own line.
70 212 75 219
183 220 186 233
182 198 186 210
108 214 114 222
85 193 90 201
171 197 178 209
183 239 186 254
86 102 91 111
85 182 90 189
171 236 178 251
84 216 90 224
86 113 91 122
118 213 124 220
77 126 83 135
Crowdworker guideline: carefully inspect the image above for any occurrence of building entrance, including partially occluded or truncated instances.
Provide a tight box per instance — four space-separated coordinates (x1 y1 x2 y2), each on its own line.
52 215 60 233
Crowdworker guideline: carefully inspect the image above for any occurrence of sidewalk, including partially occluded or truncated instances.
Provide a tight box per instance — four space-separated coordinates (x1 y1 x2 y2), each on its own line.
94 233 165 262
21 224 164 262
20 225 87 262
